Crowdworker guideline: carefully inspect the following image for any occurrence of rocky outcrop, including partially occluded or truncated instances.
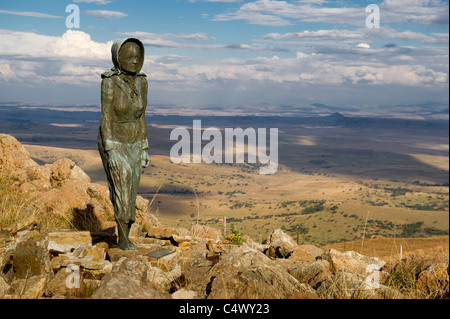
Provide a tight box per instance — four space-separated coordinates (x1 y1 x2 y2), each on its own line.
207 244 317 299
0 134 38 179
264 228 298 258
1 206 446 300
0 134 149 232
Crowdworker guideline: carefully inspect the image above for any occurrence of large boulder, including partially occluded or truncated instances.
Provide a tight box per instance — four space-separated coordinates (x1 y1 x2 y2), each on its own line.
207 244 316 299
10 275 48 299
91 272 171 299
279 259 333 289
144 215 190 240
416 263 449 298
118 256 149 283
290 245 324 263
317 269 403 299
47 231 93 253
44 159 91 212
264 229 298 258
321 249 385 276
147 264 182 292
166 245 213 298
0 275 12 298
45 269 101 299
13 231 53 280
9 231 54 299
0 134 37 179
189 224 223 242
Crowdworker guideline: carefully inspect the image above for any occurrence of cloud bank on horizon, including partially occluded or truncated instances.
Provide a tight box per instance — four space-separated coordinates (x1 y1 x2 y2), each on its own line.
0 0 448 117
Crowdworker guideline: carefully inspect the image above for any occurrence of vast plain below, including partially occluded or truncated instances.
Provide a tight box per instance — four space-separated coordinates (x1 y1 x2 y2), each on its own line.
0 103 448 257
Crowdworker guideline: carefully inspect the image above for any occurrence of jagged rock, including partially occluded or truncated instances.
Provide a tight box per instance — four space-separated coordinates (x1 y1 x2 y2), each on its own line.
0 275 12 298
279 259 332 289
45 269 79 298
147 264 182 292
10 275 48 299
290 245 323 263
91 272 171 299
207 244 316 299
48 231 92 253
264 228 298 258
343 251 385 270
317 269 403 299
52 256 112 273
206 240 226 255
25 165 52 191
136 196 150 213
164 245 213 298
50 241 111 276
118 256 149 283
35 160 93 217
190 224 223 241
46 266 102 299
242 235 269 253
13 231 52 280
86 183 114 223
147 224 190 240
416 263 449 298
6 216 38 237
320 249 385 277
50 158 90 185
317 270 365 299
0 134 37 179
73 244 107 263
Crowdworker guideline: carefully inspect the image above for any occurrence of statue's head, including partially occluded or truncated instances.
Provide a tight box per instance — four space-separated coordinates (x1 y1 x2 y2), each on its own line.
111 38 145 75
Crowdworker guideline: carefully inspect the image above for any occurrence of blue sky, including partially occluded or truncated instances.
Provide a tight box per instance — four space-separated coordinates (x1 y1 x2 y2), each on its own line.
0 0 448 118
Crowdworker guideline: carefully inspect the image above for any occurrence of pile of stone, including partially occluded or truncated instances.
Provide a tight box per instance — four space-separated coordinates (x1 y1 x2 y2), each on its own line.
1 212 449 299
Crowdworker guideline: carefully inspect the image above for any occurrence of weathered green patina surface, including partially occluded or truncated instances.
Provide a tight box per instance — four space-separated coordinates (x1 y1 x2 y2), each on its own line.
98 38 150 251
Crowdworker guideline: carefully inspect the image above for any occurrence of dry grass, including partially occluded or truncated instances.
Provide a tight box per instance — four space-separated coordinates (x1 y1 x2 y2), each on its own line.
0 178 87 231
323 235 449 264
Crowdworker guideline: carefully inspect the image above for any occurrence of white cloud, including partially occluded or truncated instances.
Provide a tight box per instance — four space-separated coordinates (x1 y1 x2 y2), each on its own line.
73 0 112 4
0 27 447 108
0 9 63 19
212 0 449 26
0 29 113 60
0 30 113 86
145 48 448 89
82 10 128 20
118 30 286 52
263 27 449 45
118 31 215 42
357 43 371 49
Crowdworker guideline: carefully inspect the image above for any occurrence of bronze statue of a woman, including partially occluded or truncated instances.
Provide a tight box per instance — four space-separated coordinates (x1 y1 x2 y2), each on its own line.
98 37 150 251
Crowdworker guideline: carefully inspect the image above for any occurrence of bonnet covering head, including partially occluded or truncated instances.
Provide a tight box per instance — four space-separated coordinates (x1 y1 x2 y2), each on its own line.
106 37 146 76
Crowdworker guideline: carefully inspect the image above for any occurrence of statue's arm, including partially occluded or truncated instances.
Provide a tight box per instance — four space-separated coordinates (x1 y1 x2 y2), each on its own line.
139 77 149 151
139 77 150 167
100 77 117 153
